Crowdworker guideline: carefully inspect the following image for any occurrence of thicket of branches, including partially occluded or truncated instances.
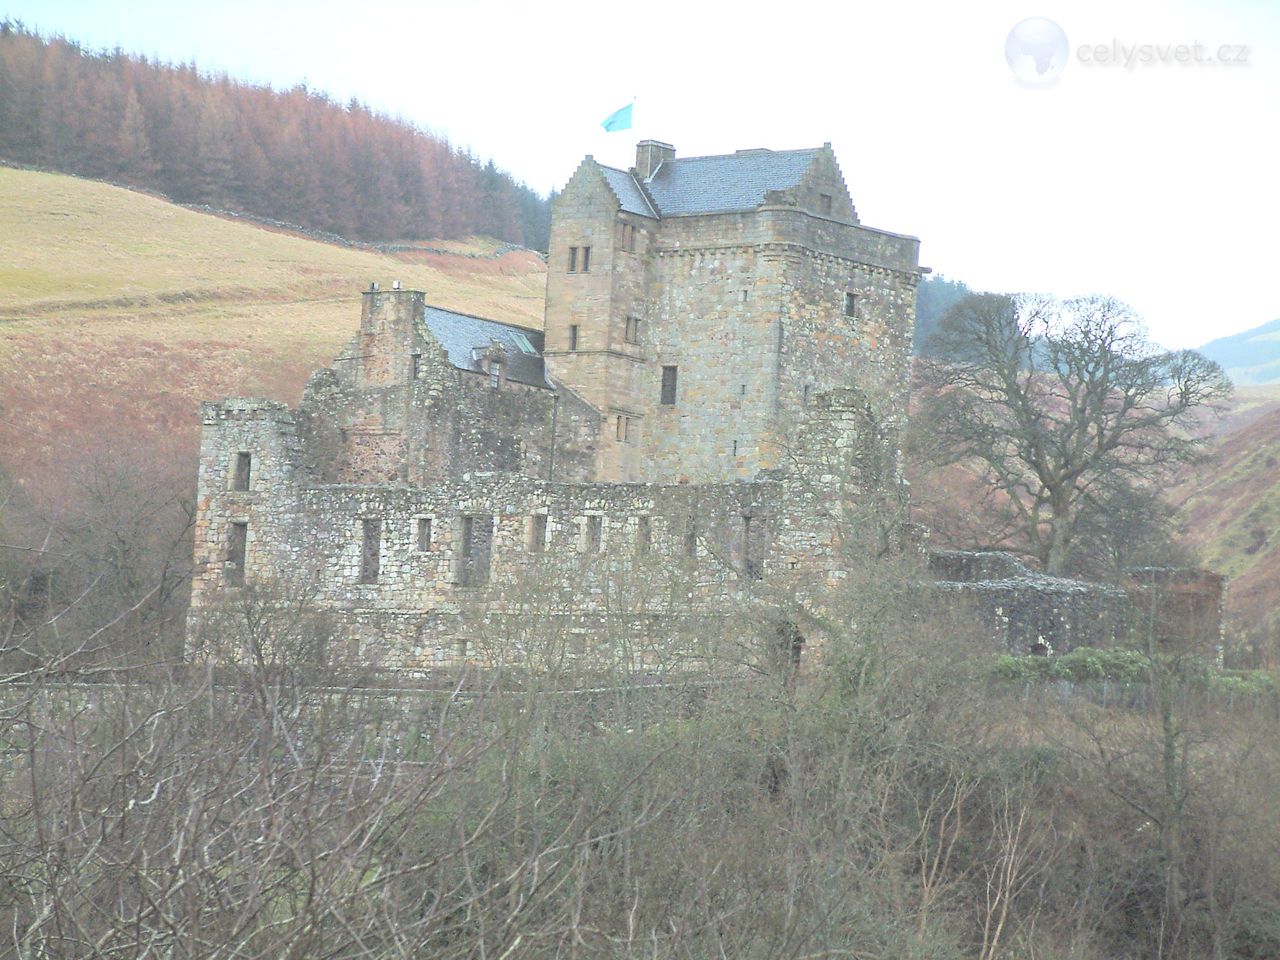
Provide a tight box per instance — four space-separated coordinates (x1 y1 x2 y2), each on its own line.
3 403 1279 959
0 21 552 248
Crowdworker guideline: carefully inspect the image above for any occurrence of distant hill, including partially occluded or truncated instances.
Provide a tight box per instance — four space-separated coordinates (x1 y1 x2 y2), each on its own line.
0 22 551 249
1198 318 1280 384
0 167 546 500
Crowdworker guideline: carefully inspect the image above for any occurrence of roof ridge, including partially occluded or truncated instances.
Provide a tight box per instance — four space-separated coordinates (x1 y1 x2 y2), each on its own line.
424 303 542 335
665 146 822 164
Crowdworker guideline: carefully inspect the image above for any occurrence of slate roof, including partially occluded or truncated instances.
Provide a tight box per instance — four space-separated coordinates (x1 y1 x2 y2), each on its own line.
599 147 822 219
422 306 549 388
599 166 657 218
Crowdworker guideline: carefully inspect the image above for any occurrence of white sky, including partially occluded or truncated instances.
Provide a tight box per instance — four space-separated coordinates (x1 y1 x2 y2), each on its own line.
5 0 1277 348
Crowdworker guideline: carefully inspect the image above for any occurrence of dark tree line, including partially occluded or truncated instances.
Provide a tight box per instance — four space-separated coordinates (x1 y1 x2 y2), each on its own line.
0 22 551 249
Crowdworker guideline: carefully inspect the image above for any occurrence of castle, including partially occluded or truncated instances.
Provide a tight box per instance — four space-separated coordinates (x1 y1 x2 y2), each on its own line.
186 139 1221 668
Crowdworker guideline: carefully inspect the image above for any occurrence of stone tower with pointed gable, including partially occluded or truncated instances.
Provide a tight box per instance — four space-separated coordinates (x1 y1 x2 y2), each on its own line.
543 139 921 483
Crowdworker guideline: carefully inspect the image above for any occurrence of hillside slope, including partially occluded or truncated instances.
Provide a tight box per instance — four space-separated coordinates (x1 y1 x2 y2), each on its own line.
1173 399 1280 652
0 167 546 495
1198 318 1280 385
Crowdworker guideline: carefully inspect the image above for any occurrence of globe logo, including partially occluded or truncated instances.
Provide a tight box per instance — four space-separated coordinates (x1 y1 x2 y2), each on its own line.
1005 17 1069 84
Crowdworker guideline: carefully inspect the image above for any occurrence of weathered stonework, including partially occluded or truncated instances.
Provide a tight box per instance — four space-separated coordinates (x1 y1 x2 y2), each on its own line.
187 139 924 668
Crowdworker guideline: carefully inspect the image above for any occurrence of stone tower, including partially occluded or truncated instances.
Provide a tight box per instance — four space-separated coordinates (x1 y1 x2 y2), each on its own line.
543 139 921 483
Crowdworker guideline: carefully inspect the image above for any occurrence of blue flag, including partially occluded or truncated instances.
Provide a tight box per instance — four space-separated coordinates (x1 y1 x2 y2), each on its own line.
601 102 633 132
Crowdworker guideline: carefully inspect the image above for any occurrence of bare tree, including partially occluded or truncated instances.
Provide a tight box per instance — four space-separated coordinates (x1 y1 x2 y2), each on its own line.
919 293 1230 575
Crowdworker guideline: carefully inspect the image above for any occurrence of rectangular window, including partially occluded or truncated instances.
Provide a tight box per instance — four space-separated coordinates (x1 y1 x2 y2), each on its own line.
226 521 247 586
411 353 421 380
416 517 432 552
528 514 547 553
844 292 858 318
231 452 251 492
732 439 739 456
489 360 502 388
456 515 493 586
581 246 591 272
740 289 750 303
684 516 698 559
585 515 603 553
636 516 651 555
660 365 678 405
624 316 641 344
820 193 833 215
743 515 765 581
457 638 469 660
360 519 381 584
615 415 632 442
568 246 578 273
627 224 636 252
569 325 580 351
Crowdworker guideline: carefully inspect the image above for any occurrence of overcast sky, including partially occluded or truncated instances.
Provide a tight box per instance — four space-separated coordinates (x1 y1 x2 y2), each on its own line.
5 0 1277 348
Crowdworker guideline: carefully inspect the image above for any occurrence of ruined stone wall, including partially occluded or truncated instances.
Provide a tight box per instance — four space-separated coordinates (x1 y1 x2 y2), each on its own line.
191 468 824 671
292 290 600 486
930 551 1132 654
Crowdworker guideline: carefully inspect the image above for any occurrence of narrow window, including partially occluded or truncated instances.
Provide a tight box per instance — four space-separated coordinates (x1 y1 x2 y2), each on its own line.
585 515 603 553
360 519 381 584
568 246 578 273
819 193 833 215
636 516 651 555
581 246 591 272
743 515 765 580
684 516 698 559
803 384 811 405
231 452 251 492
457 638 469 659
627 225 636 253
528 514 547 553
569 324 580 351
616 415 625 441
489 360 502 388
739 289 750 303
844 292 857 319
456 515 493 586
411 352 421 380
226 521 247 586
625 316 641 344
732 439 739 456
660 365 678 405
740 383 747 396
416 517 432 551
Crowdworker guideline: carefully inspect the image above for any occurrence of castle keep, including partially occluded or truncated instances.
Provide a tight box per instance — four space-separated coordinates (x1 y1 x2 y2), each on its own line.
187 139 1220 668
187 140 922 667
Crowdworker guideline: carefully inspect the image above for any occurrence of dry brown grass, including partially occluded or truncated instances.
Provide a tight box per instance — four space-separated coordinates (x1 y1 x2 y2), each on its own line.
0 168 547 494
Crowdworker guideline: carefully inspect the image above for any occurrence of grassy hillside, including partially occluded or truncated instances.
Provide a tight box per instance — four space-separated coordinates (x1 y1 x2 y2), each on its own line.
0 167 546 494
1173 396 1280 655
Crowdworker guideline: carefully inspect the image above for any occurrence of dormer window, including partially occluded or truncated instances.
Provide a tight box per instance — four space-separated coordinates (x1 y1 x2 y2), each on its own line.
489 360 502 388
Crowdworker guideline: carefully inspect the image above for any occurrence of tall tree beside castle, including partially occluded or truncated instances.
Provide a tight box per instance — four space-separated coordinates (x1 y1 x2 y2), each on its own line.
0 22 551 249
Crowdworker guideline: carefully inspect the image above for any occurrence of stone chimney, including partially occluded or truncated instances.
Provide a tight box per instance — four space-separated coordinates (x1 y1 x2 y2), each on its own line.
634 140 675 180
